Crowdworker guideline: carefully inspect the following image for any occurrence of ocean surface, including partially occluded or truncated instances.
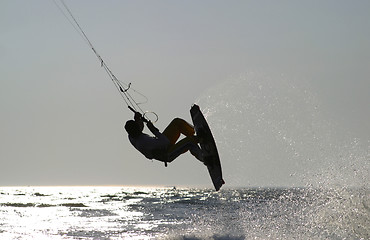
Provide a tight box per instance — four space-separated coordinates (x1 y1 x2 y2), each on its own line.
0 186 369 239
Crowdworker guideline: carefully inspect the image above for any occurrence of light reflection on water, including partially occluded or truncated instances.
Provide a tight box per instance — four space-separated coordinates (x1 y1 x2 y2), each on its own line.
0 186 369 239
0 187 158 239
1 186 208 239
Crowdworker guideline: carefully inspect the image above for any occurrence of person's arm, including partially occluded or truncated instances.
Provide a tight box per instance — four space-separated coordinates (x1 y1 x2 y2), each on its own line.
134 112 144 132
146 121 160 137
146 121 170 145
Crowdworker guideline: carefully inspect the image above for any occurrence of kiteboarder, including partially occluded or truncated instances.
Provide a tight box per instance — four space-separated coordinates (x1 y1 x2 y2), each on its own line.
125 112 204 164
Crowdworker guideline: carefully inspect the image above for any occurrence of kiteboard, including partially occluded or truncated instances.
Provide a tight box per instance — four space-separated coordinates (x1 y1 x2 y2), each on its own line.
190 104 225 191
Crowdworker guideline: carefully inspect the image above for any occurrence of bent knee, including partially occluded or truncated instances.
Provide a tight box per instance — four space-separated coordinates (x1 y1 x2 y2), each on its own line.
172 117 183 122
170 118 183 126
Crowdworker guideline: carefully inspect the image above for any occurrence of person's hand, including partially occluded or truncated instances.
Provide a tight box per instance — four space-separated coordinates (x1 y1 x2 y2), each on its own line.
134 112 142 121
146 120 153 128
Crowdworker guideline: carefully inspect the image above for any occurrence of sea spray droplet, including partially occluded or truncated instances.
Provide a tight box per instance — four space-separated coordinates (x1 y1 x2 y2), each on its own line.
197 71 369 188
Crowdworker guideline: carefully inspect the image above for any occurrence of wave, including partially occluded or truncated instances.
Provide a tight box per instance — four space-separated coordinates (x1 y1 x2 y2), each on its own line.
0 187 368 239
0 202 88 208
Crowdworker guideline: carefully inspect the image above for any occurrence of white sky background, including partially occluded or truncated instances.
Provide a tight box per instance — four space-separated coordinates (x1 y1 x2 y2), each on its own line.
1 0 369 187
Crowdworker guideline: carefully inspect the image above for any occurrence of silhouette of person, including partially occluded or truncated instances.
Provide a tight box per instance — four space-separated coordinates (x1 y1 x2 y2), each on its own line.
125 112 203 165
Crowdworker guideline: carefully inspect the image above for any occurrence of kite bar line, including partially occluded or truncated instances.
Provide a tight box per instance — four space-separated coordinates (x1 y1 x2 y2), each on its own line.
53 0 152 117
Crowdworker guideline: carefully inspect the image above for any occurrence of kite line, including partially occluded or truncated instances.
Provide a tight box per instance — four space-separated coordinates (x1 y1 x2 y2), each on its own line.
53 0 157 122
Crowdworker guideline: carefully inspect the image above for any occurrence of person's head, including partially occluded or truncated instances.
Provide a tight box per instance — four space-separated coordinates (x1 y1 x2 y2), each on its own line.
125 120 142 137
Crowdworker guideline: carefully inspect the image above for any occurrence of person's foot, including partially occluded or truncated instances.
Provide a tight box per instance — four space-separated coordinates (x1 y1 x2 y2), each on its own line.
195 128 206 143
193 135 201 143
190 144 204 162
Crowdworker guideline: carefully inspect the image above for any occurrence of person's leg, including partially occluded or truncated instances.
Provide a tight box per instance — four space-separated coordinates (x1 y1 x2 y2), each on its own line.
167 136 203 163
162 118 196 145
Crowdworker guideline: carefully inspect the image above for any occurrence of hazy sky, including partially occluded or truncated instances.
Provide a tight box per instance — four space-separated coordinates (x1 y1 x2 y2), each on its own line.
1 0 369 187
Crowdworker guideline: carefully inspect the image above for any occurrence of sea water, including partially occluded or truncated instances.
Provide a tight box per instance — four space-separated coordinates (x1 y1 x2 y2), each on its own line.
0 186 369 239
